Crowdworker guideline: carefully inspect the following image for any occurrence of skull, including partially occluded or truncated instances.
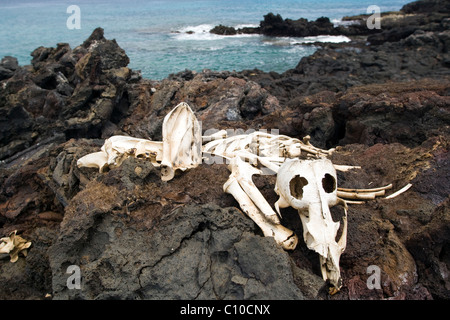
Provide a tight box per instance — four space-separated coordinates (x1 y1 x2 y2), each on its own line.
274 158 347 291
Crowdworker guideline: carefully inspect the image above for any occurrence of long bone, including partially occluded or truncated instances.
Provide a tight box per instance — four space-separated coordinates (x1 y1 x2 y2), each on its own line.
224 156 298 250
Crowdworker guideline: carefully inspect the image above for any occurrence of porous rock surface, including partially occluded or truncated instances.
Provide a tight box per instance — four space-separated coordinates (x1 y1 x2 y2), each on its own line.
0 0 449 300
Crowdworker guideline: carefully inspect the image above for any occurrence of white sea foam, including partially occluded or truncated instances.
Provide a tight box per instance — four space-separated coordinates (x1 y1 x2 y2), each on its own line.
263 35 351 47
178 24 216 35
291 35 352 44
172 24 260 41
332 18 361 27
172 22 351 44
332 18 342 27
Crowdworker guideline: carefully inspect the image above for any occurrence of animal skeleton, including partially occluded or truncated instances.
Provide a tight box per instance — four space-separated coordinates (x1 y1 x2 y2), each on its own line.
77 102 411 293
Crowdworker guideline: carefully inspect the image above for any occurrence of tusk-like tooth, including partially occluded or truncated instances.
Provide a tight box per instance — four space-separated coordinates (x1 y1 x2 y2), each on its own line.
336 199 348 253
337 184 393 193
385 183 412 199
337 190 382 200
333 164 362 172
343 200 365 205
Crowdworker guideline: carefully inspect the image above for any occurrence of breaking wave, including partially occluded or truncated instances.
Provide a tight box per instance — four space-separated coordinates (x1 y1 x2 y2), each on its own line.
172 24 260 41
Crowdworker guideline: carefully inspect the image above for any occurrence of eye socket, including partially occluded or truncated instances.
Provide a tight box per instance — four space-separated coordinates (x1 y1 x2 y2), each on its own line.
322 173 336 193
290 175 309 199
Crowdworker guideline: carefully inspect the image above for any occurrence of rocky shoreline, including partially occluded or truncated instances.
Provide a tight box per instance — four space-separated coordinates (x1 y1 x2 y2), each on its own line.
210 0 450 44
0 0 449 300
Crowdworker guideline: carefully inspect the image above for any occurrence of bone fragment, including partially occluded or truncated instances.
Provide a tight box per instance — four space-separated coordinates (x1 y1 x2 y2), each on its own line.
228 156 280 220
77 151 109 172
0 230 32 263
385 183 412 199
203 131 333 160
337 184 393 193
333 164 362 172
337 190 385 200
224 174 298 250
202 129 227 143
77 136 163 171
161 102 202 181
343 200 365 205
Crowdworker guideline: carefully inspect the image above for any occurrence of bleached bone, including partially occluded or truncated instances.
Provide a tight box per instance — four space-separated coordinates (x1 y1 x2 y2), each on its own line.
77 102 202 180
333 164 362 172
203 131 333 166
274 158 347 291
0 230 32 263
75 101 412 295
77 151 109 173
102 135 163 167
228 157 280 221
336 183 416 203
202 129 228 143
77 136 163 171
385 183 412 199
337 184 393 193
337 190 385 200
160 102 202 181
224 156 298 250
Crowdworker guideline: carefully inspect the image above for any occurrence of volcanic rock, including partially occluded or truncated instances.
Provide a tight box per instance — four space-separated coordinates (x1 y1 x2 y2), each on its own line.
0 0 449 301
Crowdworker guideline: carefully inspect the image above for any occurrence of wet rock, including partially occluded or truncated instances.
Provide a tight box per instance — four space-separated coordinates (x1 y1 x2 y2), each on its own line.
260 14 336 37
210 25 237 35
217 13 338 38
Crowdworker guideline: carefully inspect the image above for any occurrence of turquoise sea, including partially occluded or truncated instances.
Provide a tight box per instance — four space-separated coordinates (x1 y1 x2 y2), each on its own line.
0 0 411 80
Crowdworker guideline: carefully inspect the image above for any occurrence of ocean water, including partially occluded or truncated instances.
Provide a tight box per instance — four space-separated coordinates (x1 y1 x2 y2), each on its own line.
0 0 411 80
